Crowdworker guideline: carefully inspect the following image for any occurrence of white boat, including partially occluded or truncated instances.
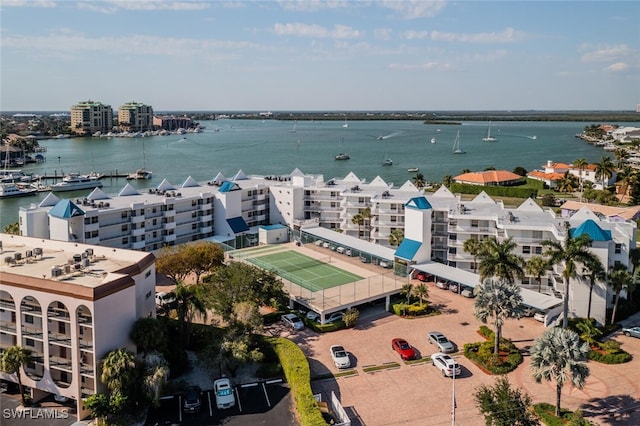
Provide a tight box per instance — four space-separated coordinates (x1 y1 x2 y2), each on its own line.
453 130 466 154
127 143 152 180
289 122 297 133
50 173 103 192
0 182 37 199
382 151 393 166
431 137 437 144
407 167 419 172
335 138 350 160
482 121 498 142
342 116 348 128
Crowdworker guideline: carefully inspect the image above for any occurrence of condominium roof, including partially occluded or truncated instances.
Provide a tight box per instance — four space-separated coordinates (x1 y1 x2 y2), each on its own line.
301 227 396 261
560 200 640 221
454 170 523 185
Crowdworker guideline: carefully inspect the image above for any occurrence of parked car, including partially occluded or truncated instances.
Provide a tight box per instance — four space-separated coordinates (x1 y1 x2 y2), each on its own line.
330 345 351 368
534 311 546 323
324 311 345 324
182 386 202 413
379 260 393 268
345 249 353 256
155 291 176 307
336 246 345 254
306 311 321 322
322 242 330 248
315 240 323 246
360 256 371 263
460 286 475 298
448 283 459 293
431 352 461 377
520 305 536 317
427 331 455 353
435 281 449 290
281 313 304 330
392 338 417 360
214 378 236 410
622 326 640 339
415 271 429 282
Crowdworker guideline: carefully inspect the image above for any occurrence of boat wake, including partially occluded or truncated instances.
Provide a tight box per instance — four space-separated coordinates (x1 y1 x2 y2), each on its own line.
376 131 401 140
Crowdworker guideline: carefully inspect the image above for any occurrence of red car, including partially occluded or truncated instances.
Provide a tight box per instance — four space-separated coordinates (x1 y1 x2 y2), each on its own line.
392 338 417 360
415 271 428 282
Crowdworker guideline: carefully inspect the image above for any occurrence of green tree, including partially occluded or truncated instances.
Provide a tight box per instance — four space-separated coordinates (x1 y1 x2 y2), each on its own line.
530 328 590 417
359 207 372 241
542 222 601 328
581 257 606 320
443 175 454 187
574 319 602 347
474 376 539 426
155 245 190 284
573 158 588 195
607 265 633 325
512 166 528 177
414 283 429 307
100 348 137 403
174 282 208 346
388 228 404 247
400 283 413 304
141 352 170 408
525 256 548 293
3 222 19 235
412 172 426 190
0 346 33 406
183 241 225 283
477 237 525 284
83 394 112 422
130 317 168 357
463 238 483 273
474 278 523 354
351 213 364 239
343 307 360 328
231 301 263 334
594 155 615 189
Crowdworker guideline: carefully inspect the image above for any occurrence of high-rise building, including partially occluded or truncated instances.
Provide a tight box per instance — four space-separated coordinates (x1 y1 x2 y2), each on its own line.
70 101 114 136
118 101 154 133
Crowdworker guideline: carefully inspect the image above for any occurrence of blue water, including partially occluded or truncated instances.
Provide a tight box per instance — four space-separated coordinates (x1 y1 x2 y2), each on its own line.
0 120 619 230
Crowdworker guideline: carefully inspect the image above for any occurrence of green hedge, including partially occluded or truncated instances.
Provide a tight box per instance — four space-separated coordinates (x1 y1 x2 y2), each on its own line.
449 182 538 199
268 337 327 426
533 402 594 425
391 302 429 317
464 335 523 375
588 349 632 364
304 319 344 333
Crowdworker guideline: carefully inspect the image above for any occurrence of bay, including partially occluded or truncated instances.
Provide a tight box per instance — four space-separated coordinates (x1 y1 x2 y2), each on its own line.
0 120 617 230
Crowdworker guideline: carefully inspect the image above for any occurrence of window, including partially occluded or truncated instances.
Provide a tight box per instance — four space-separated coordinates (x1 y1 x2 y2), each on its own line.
534 246 542 255
615 243 622 254
25 338 35 347
122 237 128 244
24 314 34 324
522 246 531 254
58 322 66 334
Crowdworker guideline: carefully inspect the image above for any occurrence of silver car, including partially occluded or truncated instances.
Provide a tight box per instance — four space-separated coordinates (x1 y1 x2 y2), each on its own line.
427 331 455 353
622 326 640 339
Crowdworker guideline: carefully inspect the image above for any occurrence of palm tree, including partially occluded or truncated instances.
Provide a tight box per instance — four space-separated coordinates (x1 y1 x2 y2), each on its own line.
629 247 640 302
400 283 413 304
607 265 633 325
359 207 372 242
100 348 137 394
142 352 170 408
0 346 32 406
542 222 601 328
442 175 454 187
525 256 548 293
477 237 525 284
414 283 429 307
462 238 483 273
388 228 404 247
351 213 364 239
474 278 523 354
581 257 606 320
613 147 630 169
573 158 588 195
175 282 208 346
594 155 615 190
530 328 590 417
412 173 426 190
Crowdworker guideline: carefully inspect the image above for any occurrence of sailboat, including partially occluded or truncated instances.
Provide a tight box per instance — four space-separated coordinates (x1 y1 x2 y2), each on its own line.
430 137 437 144
127 142 153 180
382 151 393 166
335 138 350 160
482 121 497 142
289 122 297 133
342 116 348 128
452 130 466 154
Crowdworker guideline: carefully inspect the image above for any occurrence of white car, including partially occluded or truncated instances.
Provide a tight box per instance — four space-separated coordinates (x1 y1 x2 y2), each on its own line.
306 311 320 322
431 352 461 377
534 311 546 323
323 311 345 324
281 313 304 330
330 345 351 368
213 378 235 410
155 291 176 307
427 331 455 353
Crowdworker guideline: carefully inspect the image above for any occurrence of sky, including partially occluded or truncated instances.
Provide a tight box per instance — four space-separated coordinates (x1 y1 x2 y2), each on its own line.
1 0 639 112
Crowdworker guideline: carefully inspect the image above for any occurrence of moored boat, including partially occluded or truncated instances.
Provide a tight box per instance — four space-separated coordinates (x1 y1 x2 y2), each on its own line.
50 173 103 192
0 182 38 199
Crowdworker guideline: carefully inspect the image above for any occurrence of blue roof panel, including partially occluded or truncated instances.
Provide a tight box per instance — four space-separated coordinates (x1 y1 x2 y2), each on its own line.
405 196 432 210
570 219 612 241
395 238 422 261
49 199 85 219
227 217 249 233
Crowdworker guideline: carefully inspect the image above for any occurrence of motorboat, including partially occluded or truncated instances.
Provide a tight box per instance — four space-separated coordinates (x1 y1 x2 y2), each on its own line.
407 168 419 172
431 138 437 144
335 153 350 160
50 173 103 192
0 182 38 199
127 168 153 180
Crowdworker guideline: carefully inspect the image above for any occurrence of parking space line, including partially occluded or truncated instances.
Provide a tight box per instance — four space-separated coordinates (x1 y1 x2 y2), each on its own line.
240 383 259 388
262 382 271 407
207 390 213 417
266 378 283 384
178 395 182 423
236 386 243 412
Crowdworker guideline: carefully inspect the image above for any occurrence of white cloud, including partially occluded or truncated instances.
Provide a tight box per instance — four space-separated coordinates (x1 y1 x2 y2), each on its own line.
401 30 429 40
604 62 629 72
78 0 211 14
278 0 350 12
431 27 526 43
580 44 631 63
388 61 451 71
374 28 393 40
1 0 56 7
381 0 445 19
274 22 362 39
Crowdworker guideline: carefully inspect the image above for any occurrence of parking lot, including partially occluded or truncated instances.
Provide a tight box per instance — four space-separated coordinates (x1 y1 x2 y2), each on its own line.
145 379 296 426
290 280 640 426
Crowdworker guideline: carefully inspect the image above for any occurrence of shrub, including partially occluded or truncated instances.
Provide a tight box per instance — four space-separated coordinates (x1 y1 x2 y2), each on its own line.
589 349 632 364
478 326 494 339
533 402 594 426
464 339 523 375
343 308 360 328
268 337 327 426
390 301 429 317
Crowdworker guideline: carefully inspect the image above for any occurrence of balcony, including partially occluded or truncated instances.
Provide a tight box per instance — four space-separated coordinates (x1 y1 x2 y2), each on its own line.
48 332 72 346
79 339 93 351
0 299 16 310
0 321 17 333
78 315 93 326
49 356 73 371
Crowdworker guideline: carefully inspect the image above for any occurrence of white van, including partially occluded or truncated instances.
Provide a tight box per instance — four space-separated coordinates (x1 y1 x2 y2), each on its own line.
155 291 176 307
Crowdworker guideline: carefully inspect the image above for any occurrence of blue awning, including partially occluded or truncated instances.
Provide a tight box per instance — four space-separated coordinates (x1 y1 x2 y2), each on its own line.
395 238 422 261
227 217 249 233
49 199 85 219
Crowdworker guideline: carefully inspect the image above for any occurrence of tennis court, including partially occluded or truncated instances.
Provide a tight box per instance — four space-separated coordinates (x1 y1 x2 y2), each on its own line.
240 249 363 292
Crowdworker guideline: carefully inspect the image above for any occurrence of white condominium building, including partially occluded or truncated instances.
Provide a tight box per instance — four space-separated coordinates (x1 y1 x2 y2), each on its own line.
70 100 114 136
118 101 154 133
0 234 156 419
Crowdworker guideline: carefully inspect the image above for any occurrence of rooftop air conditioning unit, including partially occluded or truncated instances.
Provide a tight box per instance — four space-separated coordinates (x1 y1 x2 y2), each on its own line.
51 267 63 277
85 248 94 256
82 258 90 267
14 253 22 261
5 256 14 265
64 264 71 274
98 202 104 208
104 202 110 207
26 250 33 258
34 247 43 256
73 254 82 263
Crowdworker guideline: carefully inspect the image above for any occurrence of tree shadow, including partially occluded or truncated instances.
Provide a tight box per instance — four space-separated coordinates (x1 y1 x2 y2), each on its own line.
581 394 640 425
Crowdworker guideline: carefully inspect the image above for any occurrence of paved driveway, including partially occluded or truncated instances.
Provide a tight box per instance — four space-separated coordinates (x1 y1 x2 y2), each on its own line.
290 281 640 426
